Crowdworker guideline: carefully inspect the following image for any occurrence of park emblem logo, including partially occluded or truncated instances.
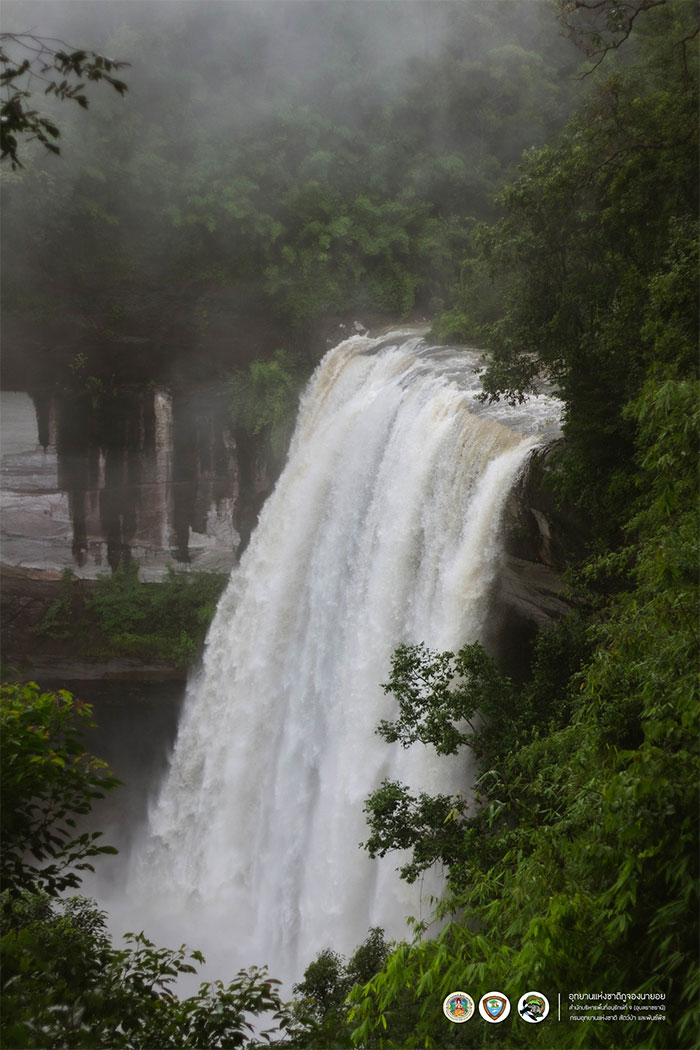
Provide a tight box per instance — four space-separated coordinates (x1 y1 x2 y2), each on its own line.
479 992 510 1023
517 991 550 1023
442 992 475 1023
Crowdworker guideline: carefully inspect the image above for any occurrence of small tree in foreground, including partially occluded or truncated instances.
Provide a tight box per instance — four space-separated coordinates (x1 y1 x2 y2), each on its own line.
0 681 120 898
1 889 299 1049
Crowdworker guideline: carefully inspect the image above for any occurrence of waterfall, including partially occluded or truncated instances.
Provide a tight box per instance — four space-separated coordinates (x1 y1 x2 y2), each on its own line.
126 331 560 984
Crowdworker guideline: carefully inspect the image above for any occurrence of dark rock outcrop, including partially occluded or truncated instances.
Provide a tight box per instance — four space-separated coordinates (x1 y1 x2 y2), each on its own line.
489 442 589 678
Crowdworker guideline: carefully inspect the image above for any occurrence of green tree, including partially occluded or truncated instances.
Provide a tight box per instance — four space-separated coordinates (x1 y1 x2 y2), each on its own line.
363 617 590 887
290 929 391 1048
2 0 583 374
556 0 686 72
0 682 119 898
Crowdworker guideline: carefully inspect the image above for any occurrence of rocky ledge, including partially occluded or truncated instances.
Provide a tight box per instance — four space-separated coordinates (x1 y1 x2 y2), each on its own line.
488 442 589 677
0 566 186 684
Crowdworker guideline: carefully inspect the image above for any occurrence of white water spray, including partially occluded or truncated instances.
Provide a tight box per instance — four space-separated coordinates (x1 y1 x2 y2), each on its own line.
126 332 560 983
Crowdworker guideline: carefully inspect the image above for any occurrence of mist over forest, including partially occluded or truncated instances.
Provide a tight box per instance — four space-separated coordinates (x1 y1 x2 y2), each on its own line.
2 0 581 387
1 2 698 1049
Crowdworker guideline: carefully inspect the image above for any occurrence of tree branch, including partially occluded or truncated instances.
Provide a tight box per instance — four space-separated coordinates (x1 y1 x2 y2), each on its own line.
0 31 128 167
557 0 669 74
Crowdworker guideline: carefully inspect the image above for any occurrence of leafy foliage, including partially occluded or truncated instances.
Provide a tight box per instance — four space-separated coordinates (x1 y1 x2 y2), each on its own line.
85 561 227 669
229 349 309 470
363 616 590 886
1 890 300 1049
471 0 698 535
375 642 514 758
33 567 76 639
86 559 146 637
349 373 699 1048
0 681 303 1049
0 682 119 898
290 928 391 1048
31 561 227 670
0 32 128 168
556 0 682 73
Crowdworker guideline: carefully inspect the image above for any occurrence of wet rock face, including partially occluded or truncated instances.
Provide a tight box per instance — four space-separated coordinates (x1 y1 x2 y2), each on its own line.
1 386 243 582
504 443 585 570
489 443 588 679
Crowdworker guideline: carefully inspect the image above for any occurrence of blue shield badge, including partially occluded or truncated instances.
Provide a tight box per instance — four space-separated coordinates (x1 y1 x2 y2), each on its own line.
485 996 507 1019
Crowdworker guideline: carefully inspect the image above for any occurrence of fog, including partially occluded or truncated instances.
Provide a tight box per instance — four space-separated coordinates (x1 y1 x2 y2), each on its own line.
1 1 582 387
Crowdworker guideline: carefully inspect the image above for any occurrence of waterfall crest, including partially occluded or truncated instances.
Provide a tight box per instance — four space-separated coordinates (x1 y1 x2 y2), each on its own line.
127 331 560 982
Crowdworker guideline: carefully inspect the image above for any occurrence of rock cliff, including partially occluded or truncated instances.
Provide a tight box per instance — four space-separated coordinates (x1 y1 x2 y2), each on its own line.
489 442 588 678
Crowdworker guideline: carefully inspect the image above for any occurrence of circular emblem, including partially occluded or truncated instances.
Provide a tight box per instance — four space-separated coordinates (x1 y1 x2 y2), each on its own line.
443 991 475 1023
517 991 549 1023
479 991 511 1023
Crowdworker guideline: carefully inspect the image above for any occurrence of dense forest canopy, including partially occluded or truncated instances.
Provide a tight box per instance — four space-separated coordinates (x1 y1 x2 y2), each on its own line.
1 0 698 1048
1 0 583 386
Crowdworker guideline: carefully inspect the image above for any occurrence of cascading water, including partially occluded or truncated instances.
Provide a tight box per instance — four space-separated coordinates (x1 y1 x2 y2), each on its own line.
125 330 560 984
